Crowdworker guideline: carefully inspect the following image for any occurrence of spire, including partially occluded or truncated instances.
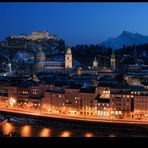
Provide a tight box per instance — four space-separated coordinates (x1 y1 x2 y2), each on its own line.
8 57 12 73
111 50 116 70
93 57 98 68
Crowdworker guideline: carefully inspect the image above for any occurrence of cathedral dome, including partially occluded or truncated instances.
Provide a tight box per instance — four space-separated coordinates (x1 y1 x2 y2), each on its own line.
36 48 46 62
37 50 45 57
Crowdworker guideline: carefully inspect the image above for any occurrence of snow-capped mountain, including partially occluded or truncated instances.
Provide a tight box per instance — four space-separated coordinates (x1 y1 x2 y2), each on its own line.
99 31 148 50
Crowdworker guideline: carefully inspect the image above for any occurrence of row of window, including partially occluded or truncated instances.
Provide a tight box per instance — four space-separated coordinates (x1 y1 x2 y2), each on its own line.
111 95 133 98
136 101 148 103
97 103 109 106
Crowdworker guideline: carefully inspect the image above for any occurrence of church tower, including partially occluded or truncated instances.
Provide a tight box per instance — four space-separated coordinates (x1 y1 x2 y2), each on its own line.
65 47 72 69
8 58 12 73
35 47 46 71
111 50 116 70
93 57 98 68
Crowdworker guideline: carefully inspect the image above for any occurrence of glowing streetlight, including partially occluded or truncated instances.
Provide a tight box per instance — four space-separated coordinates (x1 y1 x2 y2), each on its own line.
9 97 16 107
84 132 94 137
60 131 71 137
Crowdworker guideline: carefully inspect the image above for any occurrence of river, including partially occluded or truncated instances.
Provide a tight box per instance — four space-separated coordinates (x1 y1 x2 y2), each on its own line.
0 121 148 137
0 111 148 137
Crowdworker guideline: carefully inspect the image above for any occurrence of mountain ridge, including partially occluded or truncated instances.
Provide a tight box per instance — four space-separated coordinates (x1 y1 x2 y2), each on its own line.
99 31 148 50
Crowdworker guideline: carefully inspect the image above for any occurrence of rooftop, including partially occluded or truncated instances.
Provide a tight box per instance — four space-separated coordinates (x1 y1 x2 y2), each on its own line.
95 98 110 103
98 83 129 89
79 87 96 93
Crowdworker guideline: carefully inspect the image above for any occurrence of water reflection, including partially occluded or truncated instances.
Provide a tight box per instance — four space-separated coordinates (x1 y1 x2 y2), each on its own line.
0 121 121 137
60 131 71 137
84 132 94 137
2 123 15 135
20 125 32 137
39 128 52 137
109 134 116 137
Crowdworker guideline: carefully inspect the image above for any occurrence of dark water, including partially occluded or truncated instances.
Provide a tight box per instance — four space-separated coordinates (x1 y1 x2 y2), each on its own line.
0 122 96 137
0 121 148 137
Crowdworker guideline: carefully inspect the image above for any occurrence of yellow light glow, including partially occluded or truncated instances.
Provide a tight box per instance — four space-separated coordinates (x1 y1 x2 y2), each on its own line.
9 97 16 107
20 125 31 137
84 132 94 137
2 123 15 135
60 131 71 137
109 134 116 137
39 128 52 137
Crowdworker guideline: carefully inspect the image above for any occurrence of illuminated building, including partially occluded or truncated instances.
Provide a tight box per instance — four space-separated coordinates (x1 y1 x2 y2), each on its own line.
95 97 110 118
79 87 97 116
110 93 134 118
132 86 148 119
10 31 57 41
25 47 73 72
92 57 98 69
65 48 72 69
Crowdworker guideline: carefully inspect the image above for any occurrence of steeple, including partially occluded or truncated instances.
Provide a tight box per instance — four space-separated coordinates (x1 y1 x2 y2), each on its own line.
111 50 115 58
8 58 12 73
110 50 116 70
93 57 98 68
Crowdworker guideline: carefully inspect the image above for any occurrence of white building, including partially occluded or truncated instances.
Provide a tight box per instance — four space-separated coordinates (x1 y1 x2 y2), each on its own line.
10 31 57 41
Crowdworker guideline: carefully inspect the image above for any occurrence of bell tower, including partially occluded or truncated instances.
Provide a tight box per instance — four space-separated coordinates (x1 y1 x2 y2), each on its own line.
65 47 72 69
93 57 98 68
111 50 116 70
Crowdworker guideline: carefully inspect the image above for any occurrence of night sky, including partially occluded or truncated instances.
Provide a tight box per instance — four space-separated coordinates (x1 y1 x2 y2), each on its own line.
1 2 148 45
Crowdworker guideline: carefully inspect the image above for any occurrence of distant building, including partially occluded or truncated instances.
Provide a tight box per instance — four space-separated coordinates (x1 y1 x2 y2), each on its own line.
10 31 57 41
24 47 73 73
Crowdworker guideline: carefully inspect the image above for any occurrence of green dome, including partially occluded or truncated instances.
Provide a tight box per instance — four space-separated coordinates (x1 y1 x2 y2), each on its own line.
37 50 45 57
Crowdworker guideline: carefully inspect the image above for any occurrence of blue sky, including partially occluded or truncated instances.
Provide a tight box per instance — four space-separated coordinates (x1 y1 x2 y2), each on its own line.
0 2 148 45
